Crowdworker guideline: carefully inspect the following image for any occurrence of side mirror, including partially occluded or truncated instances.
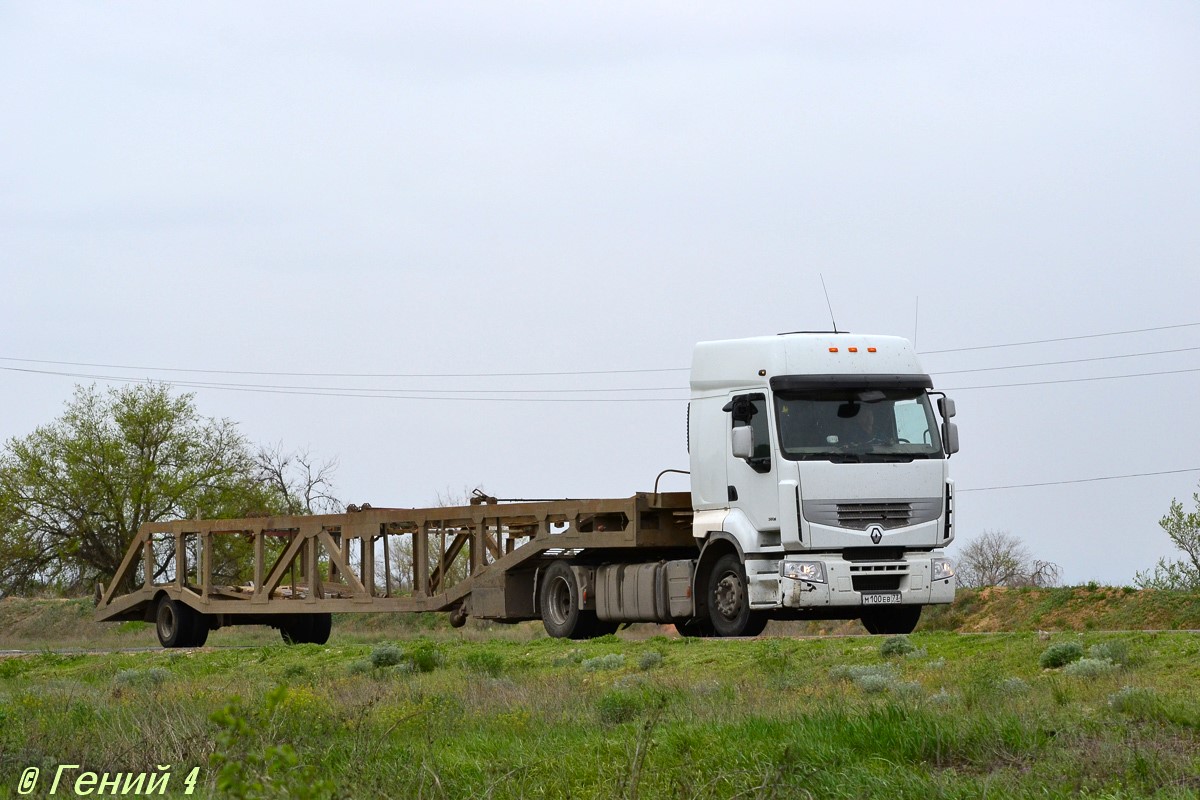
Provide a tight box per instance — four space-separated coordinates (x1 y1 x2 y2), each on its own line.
937 397 956 419
732 425 753 460
942 421 960 455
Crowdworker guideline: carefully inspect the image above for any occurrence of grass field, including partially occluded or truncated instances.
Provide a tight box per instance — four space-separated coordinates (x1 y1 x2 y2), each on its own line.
2 614 1200 798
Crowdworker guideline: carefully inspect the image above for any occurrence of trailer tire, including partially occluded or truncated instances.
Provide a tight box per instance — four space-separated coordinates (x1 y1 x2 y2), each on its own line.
156 596 202 648
279 613 333 645
706 553 767 637
861 605 921 635
191 613 211 647
540 561 592 639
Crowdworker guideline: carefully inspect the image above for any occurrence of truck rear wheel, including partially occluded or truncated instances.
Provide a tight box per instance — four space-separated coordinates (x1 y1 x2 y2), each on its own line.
861 605 921 635
540 561 599 639
706 553 768 637
674 618 715 638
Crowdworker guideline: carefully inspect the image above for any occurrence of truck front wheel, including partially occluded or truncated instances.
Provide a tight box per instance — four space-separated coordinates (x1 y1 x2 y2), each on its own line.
706 554 768 637
861 605 921 635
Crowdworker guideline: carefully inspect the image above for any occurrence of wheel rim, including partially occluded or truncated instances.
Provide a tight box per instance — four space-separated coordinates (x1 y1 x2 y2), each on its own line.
713 570 745 621
157 604 176 641
546 576 572 626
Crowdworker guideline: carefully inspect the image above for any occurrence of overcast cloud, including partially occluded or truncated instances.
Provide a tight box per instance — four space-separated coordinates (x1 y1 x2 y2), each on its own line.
2 1 1198 584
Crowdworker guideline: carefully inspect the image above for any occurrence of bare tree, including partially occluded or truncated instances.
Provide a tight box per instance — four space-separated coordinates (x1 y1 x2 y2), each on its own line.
955 530 1062 588
256 443 341 515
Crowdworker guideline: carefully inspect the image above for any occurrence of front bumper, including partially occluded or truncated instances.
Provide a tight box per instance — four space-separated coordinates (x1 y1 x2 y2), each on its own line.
745 553 956 610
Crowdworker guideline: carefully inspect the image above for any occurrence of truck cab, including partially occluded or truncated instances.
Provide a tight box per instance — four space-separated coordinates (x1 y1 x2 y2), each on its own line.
686 332 959 635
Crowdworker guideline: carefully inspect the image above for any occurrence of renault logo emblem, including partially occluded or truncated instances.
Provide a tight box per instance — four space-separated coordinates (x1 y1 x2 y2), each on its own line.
868 525 884 545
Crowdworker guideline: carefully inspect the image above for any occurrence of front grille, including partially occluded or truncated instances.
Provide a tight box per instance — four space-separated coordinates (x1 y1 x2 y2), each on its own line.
850 562 909 593
803 497 941 530
852 575 902 592
837 502 912 529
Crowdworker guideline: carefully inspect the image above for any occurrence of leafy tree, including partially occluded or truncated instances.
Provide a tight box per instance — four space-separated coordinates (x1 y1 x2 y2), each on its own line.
1135 484 1200 590
0 384 284 596
955 530 1062 588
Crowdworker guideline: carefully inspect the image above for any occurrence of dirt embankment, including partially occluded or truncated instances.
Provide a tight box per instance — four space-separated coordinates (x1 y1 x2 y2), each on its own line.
918 585 1200 632
2 586 1199 648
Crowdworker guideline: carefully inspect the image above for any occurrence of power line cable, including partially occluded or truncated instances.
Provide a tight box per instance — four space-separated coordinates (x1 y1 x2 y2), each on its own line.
2 321 1198 379
0 356 689 379
932 346 1200 376
958 468 1200 493
919 322 1200 355
943 366 1200 392
0 367 686 403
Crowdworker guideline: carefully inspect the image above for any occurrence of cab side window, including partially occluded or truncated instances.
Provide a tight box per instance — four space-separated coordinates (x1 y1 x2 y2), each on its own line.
728 393 771 474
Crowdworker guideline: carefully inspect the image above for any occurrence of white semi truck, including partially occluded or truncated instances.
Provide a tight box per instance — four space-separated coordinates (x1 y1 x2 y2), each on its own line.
97 331 958 646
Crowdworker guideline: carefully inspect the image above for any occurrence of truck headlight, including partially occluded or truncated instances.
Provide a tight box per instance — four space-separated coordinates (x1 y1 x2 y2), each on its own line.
781 561 827 584
932 558 955 581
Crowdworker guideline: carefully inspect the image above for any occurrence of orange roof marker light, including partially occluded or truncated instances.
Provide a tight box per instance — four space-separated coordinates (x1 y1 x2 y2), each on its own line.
848 347 858 353
828 347 838 353
868 347 877 353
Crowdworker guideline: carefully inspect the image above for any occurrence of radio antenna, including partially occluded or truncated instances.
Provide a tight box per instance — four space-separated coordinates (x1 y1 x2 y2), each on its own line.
820 274 840 333
913 296 920 350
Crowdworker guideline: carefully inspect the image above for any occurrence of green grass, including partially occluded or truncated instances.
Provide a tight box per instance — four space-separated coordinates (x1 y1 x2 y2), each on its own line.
2 631 1199 798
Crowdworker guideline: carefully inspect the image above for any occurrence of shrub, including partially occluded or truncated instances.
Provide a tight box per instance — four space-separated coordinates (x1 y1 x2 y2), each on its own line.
113 667 169 689
1088 641 1130 667
406 641 445 673
595 686 666 725
830 664 898 693
347 659 373 676
370 643 404 669
879 636 915 657
1039 642 1084 669
1064 658 1117 679
856 674 894 694
638 651 664 671
582 654 625 672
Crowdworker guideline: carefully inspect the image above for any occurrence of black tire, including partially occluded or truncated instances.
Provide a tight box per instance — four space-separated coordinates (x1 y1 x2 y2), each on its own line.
706 553 766 637
191 613 211 647
540 561 592 639
307 612 332 644
740 613 770 637
156 596 201 648
674 618 716 638
279 613 332 645
590 618 620 637
861 605 922 635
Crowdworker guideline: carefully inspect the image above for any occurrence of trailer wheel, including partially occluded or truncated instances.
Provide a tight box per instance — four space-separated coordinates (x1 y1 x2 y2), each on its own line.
706 554 767 637
280 613 332 645
861 605 921 635
540 561 592 639
156 596 201 648
191 613 211 647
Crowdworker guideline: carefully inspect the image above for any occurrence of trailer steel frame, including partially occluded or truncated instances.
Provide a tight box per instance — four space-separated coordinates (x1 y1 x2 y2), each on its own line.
95 493 695 631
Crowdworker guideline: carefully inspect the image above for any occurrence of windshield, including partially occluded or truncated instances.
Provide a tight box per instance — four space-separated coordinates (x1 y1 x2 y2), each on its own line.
774 388 943 462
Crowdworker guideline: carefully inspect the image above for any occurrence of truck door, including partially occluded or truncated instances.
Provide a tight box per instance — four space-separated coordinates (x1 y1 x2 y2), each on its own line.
726 393 780 534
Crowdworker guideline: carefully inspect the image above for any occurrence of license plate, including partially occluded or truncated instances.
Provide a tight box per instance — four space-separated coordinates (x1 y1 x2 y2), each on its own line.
861 592 902 605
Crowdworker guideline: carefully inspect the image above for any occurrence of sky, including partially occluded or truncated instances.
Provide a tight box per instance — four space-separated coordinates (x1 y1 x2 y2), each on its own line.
2 1 1198 585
